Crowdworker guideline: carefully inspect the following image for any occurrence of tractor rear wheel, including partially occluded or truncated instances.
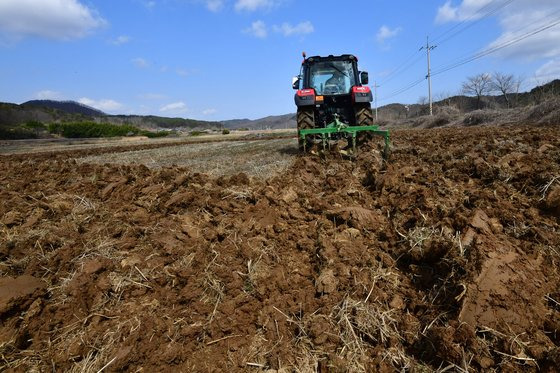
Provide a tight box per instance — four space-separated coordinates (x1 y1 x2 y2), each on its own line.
355 104 373 127
353 104 374 150
297 107 314 151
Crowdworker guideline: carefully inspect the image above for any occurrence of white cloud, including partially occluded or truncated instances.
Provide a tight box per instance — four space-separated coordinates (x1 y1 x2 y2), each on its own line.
144 1 156 8
202 108 217 115
376 25 402 44
435 0 493 23
176 68 190 77
535 58 560 83
132 57 150 68
160 102 188 113
235 0 278 12
435 0 560 61
487 7 560 60
244 20 267 38
273 21 314 37
435 1 460 23
110 35 131 45
78 98 123 113
0 0 106 41
34 90 64 100
206 0 224 12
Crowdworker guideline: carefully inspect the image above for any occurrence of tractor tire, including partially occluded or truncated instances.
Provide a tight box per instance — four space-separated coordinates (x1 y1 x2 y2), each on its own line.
353 104 374 150
355 104 373 127
297 107 314 151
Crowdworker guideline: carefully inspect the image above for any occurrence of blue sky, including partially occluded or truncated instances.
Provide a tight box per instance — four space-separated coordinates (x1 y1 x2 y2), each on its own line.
1 0 559 120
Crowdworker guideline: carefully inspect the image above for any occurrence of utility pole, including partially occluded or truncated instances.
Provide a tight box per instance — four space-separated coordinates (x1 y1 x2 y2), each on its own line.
421 36 436 116
373 81 379 121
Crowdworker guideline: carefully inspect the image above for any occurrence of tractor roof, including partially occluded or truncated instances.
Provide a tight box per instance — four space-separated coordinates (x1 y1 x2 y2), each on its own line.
303 54 358 65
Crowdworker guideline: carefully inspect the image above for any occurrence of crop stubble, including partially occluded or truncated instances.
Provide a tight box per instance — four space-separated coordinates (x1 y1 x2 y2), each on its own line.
0 125 559 372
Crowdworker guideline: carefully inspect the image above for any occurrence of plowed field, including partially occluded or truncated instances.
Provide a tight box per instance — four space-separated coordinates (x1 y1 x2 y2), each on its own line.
1 125 559 372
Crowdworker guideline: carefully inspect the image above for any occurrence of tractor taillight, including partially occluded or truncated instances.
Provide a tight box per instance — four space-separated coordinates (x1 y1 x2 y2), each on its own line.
297 89 315 97
352 86 371 102
352 86 370 93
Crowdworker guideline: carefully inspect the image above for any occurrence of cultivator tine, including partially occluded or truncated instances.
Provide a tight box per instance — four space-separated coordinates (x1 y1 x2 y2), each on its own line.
298 122 390 159
383 131 391 159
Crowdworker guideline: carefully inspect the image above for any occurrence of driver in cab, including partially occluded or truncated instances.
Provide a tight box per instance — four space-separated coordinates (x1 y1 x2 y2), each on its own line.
325 70 346 94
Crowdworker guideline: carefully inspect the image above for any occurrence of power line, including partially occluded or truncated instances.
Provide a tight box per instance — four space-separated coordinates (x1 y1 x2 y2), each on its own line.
434 0 515 47
431 0 513 45
376 0 513 103
432 15 560 76
377 50 423 87
378 77 425 102
378 9 560 102
378 39 436 104
378 54 424 87
432 8 560 72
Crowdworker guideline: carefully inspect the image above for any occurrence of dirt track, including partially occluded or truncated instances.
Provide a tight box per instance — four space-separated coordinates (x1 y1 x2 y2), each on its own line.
1 125 559 372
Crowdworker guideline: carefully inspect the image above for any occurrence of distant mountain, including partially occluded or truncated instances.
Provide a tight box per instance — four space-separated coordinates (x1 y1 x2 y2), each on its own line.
22 100 106 117
108 115 222 130
221 118 251 128
222 113 296 130
0 100 222 131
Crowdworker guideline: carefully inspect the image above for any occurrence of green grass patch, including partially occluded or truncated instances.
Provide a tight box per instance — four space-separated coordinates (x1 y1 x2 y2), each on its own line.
189 130 208 137
47 122 169 139
23 120 47 130
141 130 171 138
0 127 38 140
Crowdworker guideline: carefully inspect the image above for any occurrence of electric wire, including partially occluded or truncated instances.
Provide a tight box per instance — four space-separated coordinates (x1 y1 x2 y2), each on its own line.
434 0 515 47
431 7 560 72
378 7 560 102
432 13 560 76
430 0 514 45
377 52 424 87
377 0 514 101
378 77 426 102
430 0 500 42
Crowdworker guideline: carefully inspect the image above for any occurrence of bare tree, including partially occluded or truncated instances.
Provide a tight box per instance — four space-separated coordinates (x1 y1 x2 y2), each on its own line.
417 96 428 105
462 73 492 109
490 72 521 108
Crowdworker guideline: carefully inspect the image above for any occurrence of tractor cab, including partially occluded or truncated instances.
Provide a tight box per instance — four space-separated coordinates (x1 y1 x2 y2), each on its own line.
293 54 372 128
293 55 369 96
292 53 390 156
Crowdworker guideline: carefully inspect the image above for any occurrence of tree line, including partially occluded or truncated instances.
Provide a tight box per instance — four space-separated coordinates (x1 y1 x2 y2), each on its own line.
417 72 526 110
461 72 523 109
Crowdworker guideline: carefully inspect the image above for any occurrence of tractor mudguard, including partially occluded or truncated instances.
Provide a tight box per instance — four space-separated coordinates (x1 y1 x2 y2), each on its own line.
294 89 315 107
352 86 373 103
294 94 315 107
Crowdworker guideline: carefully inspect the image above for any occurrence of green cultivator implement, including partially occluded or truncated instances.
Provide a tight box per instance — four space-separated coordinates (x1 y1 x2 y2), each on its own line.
298 114 390 157
293 52 390 158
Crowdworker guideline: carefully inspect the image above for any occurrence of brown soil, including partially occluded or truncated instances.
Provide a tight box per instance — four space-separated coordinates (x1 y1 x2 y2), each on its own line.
1 125 559 372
